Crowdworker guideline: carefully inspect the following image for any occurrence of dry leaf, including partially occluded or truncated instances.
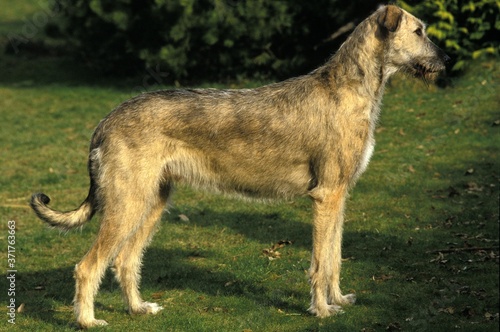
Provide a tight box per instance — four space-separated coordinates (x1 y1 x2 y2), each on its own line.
439 307 455 314
430 252 447 263
372 274 393 282
386 322 401 331
485 312 499 320
224 280 236 287
178 214 189 222
151 291 165 300
271 240 293 250
408 165 416 173
262 240 293 260
465 182 483 193
262 248 281 260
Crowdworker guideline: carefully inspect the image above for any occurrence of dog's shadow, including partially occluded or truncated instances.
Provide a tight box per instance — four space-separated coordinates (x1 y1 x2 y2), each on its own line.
142 207 314 310
19 207 313 327
21 205 407 327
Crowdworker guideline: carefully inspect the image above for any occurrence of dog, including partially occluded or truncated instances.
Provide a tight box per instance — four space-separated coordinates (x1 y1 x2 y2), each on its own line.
31 5 449 328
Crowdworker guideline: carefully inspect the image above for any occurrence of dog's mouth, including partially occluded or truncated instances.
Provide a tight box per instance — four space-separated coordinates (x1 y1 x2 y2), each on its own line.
410 62 445 81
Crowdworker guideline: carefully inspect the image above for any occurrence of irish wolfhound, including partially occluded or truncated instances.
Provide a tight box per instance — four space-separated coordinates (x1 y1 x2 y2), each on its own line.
31 5 449 328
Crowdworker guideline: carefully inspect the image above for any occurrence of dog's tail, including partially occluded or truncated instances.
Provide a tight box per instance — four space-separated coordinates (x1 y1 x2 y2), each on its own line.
30 186 97 231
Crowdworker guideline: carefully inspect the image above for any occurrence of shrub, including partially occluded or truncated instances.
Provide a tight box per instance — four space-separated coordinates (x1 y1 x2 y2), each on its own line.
401 0 499 73
47 0 381 81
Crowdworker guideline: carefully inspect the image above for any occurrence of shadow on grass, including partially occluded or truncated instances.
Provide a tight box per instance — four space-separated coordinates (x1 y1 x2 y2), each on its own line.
18 249 303 327
19 229 410 329
17 159 499 328
167 205 315 248
0 52 176 92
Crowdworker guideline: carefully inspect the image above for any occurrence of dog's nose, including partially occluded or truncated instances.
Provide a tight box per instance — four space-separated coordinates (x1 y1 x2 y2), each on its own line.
443 54 451 63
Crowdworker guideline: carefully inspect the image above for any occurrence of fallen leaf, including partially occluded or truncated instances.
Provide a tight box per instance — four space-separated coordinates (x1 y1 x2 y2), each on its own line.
372 274 393 282
262 248 281 260
464 168 474 175
17 303 25 313
430 252 447 263
485 312 499 320
439 307 455 314
386 322 401 331
151 291 165 300
178 214 189 222
342 256 355 262
465 182 483 193
408 165 416 173
224 280 236 287
262 240 293 260
271 240 293 250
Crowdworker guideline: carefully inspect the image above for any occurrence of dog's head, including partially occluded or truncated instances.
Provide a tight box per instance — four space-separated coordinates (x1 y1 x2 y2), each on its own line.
376 5 450 82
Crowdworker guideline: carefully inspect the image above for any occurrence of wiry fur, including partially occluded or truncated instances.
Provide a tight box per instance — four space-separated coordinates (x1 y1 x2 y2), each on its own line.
30 5 448 328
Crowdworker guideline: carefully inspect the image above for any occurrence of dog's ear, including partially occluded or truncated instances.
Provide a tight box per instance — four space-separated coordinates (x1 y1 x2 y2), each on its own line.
377 5 403 32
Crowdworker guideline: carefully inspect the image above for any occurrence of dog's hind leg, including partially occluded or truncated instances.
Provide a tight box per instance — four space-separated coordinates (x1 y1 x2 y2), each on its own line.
308 185 356 317
73 179 167 328
112 182 172 316
73 213 137 327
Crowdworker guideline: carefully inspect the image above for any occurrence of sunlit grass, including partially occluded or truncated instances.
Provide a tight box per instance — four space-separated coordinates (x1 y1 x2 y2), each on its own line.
0 4 498 329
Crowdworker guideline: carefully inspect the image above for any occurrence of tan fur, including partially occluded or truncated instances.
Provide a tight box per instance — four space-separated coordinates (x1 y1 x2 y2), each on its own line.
30 5 448 328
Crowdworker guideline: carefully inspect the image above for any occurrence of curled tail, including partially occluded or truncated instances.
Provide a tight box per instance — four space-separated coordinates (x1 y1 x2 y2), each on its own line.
30 190 96 231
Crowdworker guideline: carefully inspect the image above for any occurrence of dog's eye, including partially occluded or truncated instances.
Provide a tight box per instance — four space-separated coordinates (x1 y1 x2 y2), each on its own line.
414 28 423 36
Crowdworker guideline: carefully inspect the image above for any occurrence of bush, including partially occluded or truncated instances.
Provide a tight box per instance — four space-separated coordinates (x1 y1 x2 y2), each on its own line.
401 0 499 73
47 0 381 82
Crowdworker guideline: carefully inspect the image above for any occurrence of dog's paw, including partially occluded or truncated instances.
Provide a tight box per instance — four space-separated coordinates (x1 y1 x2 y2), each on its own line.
342 293 356 305
78 318 108 328
308 304 344 318
329 293 356 306
144 302 163 314
131 301 164 315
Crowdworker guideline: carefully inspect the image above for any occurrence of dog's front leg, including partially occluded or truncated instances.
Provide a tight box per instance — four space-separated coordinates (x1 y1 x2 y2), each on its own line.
308 186 356 317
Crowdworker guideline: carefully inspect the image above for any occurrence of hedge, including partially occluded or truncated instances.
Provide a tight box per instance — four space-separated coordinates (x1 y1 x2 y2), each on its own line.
46 0 498 81
46 0 381 81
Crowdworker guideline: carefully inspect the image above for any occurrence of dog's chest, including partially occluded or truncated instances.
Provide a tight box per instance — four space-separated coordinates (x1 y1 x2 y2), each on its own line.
353 104 379 181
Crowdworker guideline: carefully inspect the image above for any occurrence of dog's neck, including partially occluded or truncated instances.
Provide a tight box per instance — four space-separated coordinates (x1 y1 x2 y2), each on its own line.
314 17 393 102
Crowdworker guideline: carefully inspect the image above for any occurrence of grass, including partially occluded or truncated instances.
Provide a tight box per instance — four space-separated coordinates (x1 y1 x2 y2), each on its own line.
1 2 499 331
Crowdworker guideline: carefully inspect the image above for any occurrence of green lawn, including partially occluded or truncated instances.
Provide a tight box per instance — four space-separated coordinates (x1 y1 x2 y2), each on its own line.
1 3 499 331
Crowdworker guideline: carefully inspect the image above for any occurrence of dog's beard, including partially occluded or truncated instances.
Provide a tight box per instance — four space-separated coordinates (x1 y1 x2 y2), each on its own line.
407 60 445 84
